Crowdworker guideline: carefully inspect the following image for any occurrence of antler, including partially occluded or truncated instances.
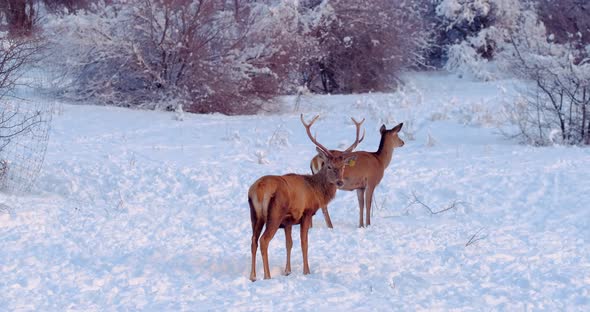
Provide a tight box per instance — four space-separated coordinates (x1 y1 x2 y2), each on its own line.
300 114 333 157
344 117 365 152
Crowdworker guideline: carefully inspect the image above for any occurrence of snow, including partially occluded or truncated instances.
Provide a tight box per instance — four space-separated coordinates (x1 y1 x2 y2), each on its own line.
1 72 589 310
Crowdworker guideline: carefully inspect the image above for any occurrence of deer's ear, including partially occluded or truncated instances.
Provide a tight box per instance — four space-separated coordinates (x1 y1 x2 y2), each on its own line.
392 122 403 133
344 155 357 167
380 124 386 134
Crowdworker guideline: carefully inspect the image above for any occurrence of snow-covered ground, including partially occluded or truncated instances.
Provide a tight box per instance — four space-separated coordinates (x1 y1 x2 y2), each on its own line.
1 72 589 310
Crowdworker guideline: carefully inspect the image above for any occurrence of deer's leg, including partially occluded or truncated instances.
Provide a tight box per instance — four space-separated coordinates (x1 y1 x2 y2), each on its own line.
300 213 313 275
249 197 265 282
365 186 375 227
321 206 333 229
284 224 293 275
356 188 365 228
250 219 264 282
260 211 282 280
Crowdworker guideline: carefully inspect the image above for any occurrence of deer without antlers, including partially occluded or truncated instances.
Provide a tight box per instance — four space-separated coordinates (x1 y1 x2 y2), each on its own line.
248 114 357 281
310 122 405 228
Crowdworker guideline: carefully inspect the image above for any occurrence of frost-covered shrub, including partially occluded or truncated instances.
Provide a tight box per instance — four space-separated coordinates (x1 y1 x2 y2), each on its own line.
500 10 590 145
0 22 44 101
44 0 313 115
445 40 492 80
306 0 433 93
433 0 522 79
43 0 93 13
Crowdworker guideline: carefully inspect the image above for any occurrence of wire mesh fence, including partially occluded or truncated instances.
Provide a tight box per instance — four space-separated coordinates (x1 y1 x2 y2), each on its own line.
0 100 53 194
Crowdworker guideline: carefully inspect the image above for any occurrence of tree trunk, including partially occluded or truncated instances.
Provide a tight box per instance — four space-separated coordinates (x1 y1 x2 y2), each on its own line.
582 88 587 143
2 0 35 37
558 90 566 141
319 63 329 93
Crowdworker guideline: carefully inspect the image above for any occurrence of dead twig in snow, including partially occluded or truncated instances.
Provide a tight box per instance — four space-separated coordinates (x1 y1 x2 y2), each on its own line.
405 191 465 215
465 228 488 247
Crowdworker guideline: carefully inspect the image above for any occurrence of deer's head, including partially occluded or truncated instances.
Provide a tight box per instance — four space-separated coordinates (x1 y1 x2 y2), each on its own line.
315 147 356 188
301 114 357 188
380 123 405 148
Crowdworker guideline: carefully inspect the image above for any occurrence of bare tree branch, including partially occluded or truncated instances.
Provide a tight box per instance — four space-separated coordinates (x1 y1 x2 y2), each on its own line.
0 106 44 154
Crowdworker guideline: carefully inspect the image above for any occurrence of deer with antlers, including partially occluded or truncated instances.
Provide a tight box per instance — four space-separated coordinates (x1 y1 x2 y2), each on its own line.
248 114 359 281
309 117 365 228
310 122 405 228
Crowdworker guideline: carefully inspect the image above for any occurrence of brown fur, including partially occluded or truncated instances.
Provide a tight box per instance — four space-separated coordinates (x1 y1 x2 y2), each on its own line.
248 115 357 281
310 123 405 227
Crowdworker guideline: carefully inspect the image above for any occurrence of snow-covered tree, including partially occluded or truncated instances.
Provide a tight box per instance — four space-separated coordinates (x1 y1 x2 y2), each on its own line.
536 0 590 48
44 0 316 114
0 1 45 100
304 0 433 93
0 0 37 37
500 9 590 145
0 0 95 36
433 0 523 79
0 34 42 99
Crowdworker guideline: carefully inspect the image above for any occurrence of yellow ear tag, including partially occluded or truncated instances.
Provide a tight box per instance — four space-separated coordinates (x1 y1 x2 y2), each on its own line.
348 159 356 167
